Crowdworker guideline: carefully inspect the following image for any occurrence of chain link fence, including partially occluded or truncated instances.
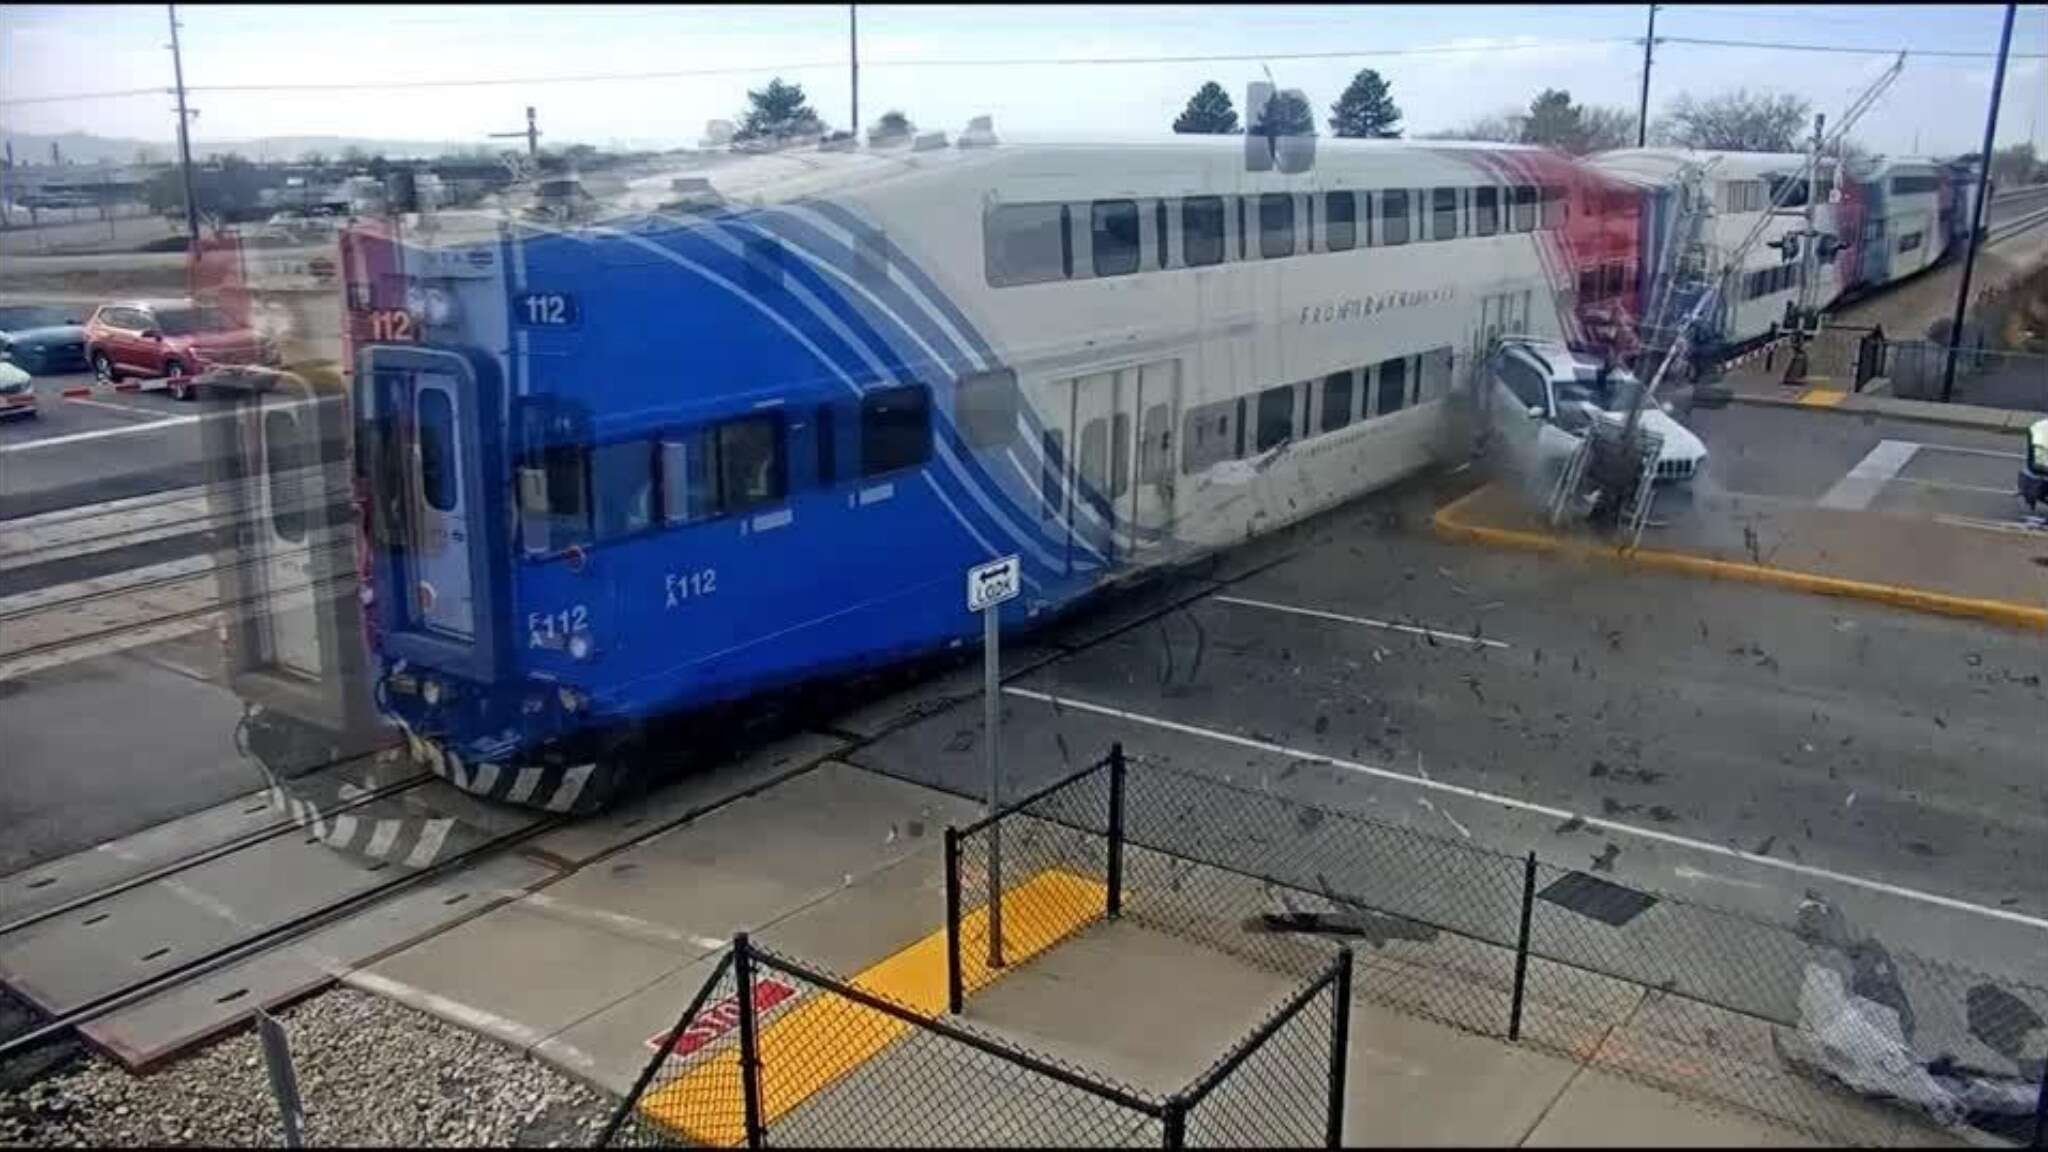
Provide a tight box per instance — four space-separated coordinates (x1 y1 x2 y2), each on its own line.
943 747 2048 1148
603 777 1352 1150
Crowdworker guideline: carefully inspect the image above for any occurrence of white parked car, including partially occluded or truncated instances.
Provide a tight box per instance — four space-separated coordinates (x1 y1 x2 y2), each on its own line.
1487 337 1707 485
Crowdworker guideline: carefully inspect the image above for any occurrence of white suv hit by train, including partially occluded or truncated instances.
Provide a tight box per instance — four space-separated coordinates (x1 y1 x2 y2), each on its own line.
1486 336 1707 486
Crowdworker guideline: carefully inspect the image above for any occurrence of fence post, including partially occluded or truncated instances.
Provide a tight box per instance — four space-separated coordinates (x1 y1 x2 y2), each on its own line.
1509 851 1537 1042
1107 743 1126 921
1161 1096 1187 1150
1326 949 1353 1149
945 827 964 1015
2030 1051 2046 1149
732 934 766 1150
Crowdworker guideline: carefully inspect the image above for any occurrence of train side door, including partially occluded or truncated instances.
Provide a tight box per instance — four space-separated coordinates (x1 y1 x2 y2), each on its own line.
1061 369 1122 573
251 397 323 678
1128 360 1180 558
408 374 477 640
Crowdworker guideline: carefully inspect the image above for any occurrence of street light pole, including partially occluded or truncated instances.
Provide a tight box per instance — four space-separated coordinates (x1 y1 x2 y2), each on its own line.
167 3 201 244
1940 0 2016 404
1636 4 1657 148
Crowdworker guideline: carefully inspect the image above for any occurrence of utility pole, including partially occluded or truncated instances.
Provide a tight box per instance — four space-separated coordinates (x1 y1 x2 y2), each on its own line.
1941 0 2016 404
1636 4 1658 148
490 107 540 163
849 4 860 140
167 3 201 244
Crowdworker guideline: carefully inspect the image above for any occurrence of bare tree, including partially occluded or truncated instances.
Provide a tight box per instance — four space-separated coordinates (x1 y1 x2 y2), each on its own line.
1420 109 1523 143
1652 89 1811 152
1578 106 1638 154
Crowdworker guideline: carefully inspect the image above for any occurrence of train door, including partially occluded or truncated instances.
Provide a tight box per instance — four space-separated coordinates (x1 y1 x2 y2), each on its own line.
1060 369 1123 572
406 375 477 640
252 397 323 678
1127 360 1180 558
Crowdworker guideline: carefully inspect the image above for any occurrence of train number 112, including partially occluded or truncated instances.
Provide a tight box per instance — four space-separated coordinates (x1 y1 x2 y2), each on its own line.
518 292 577 328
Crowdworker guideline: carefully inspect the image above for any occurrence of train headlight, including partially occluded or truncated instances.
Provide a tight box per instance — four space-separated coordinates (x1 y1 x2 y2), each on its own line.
557 687 585 713
423 286 454 327
567 631 593 661
359 583 375 607
422 679 444 706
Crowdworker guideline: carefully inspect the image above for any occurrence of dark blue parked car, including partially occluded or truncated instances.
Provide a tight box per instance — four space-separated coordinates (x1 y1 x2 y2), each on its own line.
0 304 90 376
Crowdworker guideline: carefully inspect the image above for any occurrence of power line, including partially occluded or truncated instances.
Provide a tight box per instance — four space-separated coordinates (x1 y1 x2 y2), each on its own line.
1659 33 2046 60
0 86 167 107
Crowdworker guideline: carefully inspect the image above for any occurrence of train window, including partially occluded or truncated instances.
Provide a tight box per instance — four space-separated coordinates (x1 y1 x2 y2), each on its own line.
955 368 1018 450
815 404 838 485
1382 190 1410 245
744 234 784 291
1139 403 1172 484
1898 231 1922 254
1254 385 1294 452
1092 199 1141 277
1540 186 1567 229
1602 263 1623 299
1042 429 1065 515
1418 347 1454 403
1891 174 1939 195
1234 397 1248 457
264 410 307 544
1320 371 1354 434
1237 196 1248 260
1180 400 1237 473
1110 411 1132 498
855 228 890 286
1473 187 1499 237
1512 186 1537 233
525 443 591 552
1325 192 1357 252
659 430 717 525
591 440 656 540
1259 193 1295 259
985 203 1070 286
1079 417 1108 505
1431 188 1458 242
1578 267 1600 300
1182 196 1225 266
860 384 931 477
1154 200 1170 269
417 388 457 514
719 415 786 513
1376 356 1408 416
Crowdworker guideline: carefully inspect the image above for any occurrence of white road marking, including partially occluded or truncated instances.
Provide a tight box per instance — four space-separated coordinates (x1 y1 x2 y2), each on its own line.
1672 865 1766 890
1212 595 1511 649
348 969 561 1051
1003 686 2048 935
1818 440 1920 511
1935 513 2048 538
1917 443 2023 461
65 395 174 419
0 414 200 454
1887 476 2017 497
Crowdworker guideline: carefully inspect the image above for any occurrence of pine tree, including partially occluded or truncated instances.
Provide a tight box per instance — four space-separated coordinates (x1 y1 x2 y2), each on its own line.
1329 69 1402 139
736 78 826 143
1173 81 1241 134
1521 89 1587 153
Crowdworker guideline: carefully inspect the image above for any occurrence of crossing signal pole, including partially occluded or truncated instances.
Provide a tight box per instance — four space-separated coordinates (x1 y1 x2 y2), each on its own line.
1941 0 2017 404
490 106 541 163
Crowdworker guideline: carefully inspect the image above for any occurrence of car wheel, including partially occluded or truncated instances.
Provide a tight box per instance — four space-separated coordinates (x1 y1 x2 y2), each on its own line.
165 360 193 401
92 351 117 384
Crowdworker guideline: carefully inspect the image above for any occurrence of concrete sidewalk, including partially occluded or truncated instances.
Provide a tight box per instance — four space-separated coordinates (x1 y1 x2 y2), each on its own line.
1434 483 2046 632
340 758 1983 1147
1719 368 2044 434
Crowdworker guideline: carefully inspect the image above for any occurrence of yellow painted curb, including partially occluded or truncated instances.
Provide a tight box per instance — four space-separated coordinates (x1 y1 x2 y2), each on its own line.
1431 486 2048 633
1796 388 1848 407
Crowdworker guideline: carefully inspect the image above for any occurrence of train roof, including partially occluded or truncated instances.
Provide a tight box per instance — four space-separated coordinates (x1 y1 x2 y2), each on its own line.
1587 148 1829 184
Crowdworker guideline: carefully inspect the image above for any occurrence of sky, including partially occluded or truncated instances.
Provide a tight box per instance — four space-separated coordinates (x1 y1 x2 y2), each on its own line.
3 4 2045 159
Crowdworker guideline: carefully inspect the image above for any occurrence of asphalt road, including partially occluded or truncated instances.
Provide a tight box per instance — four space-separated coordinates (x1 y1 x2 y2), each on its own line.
847 414 2047 981
0 374 230 520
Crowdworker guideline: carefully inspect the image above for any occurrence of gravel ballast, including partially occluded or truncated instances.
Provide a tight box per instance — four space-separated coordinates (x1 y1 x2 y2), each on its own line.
0 986 621 1147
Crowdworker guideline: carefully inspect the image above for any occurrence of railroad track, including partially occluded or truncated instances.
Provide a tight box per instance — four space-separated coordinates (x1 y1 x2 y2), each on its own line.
0 475 351 575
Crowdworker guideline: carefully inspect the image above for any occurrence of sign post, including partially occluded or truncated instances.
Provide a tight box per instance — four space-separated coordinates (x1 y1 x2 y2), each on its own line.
967 555 1020 969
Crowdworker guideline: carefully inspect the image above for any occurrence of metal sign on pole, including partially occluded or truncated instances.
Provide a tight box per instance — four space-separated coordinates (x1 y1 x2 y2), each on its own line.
967 554 1020 969
253 1009 305 1148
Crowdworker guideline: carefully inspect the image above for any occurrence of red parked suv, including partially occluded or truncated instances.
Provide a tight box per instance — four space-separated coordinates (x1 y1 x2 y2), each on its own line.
84 299 276 401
